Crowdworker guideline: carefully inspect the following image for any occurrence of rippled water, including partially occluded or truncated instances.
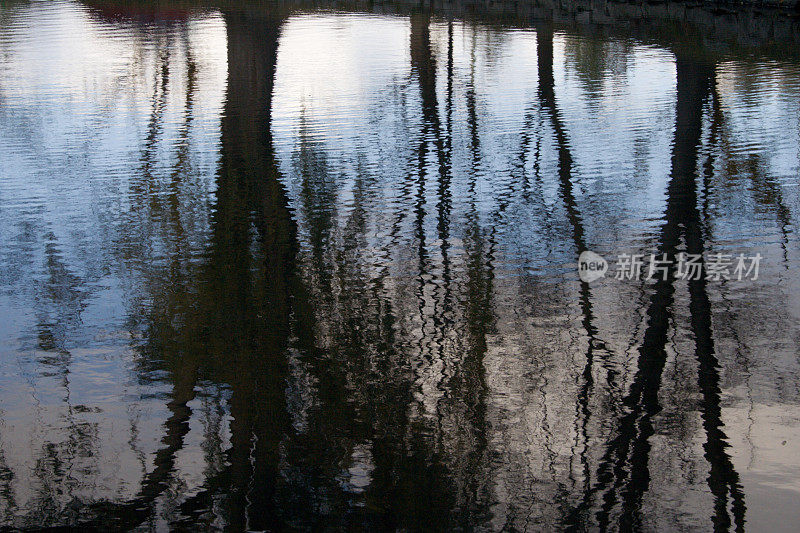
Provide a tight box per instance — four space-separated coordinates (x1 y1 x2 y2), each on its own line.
1 0 799 530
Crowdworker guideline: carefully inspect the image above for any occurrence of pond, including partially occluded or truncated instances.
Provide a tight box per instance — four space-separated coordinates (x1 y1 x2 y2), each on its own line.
0 0 799 530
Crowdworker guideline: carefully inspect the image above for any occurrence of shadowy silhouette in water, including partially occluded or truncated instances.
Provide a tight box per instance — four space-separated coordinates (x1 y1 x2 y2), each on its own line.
558 40 747 532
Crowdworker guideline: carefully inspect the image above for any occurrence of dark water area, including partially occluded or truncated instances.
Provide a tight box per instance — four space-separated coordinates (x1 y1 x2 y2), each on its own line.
1 0 799 530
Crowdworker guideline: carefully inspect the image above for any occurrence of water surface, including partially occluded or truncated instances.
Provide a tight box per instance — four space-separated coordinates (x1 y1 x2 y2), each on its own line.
1 0 799 530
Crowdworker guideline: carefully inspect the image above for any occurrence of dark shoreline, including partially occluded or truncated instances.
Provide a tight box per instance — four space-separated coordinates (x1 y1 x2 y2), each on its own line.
79 0 800 60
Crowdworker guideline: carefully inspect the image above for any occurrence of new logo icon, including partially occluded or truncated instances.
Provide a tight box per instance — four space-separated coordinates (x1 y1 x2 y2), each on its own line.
578 251 607 283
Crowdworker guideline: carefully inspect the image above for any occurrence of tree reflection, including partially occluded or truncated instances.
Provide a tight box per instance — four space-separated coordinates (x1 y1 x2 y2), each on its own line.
535 25 622 522
562 48 746 531
53 9 301 529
